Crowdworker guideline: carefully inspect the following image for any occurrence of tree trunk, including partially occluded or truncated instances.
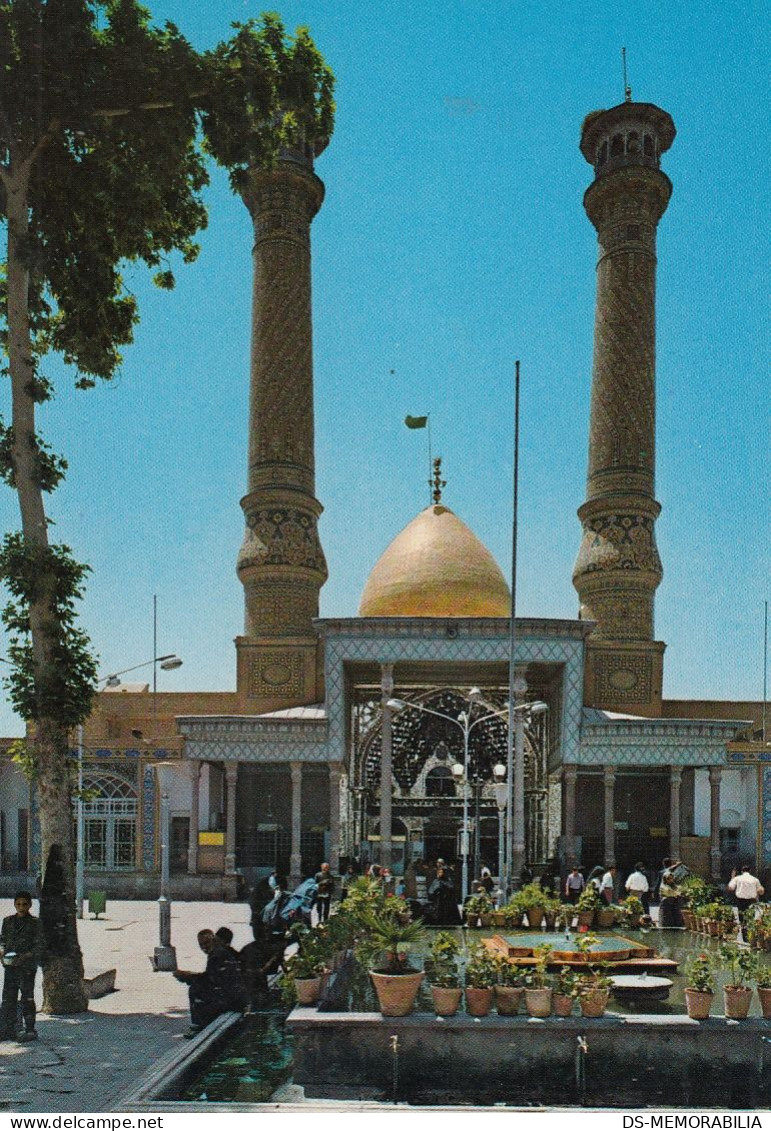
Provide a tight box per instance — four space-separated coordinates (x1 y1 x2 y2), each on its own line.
6 165 88 1014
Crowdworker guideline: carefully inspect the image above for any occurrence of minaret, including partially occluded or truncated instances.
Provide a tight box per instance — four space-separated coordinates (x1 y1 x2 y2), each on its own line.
572 99 675 716
235 138 328 708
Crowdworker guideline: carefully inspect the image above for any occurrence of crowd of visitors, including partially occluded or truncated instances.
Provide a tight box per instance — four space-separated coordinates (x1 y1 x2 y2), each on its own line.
1 851 768 1045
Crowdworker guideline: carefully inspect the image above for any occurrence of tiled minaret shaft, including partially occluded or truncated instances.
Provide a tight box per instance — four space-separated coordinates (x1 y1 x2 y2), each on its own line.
235 149 328 707
573 102 675 716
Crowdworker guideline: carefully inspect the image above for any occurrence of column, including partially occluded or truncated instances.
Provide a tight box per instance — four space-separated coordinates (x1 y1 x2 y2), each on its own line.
669 766 682 861
573 100 675 716
290 761 303 885
235 148 328 707
328 762 342 875
224 761 238 876
603 765 616 865
709 766 722 880
187 759 201 875
563 764 578 865
379 664 394 868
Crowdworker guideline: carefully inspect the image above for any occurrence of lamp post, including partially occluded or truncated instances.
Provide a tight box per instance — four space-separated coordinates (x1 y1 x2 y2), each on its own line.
387 689 509 901
492 763 507 887
506 693 548 895
151 761 177 971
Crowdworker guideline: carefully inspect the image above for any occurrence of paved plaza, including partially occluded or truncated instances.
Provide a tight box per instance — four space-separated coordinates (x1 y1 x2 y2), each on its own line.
0 899 255 1113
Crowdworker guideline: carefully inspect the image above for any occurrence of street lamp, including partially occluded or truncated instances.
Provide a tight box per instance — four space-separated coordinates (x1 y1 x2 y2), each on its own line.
505 692 548 897
387 689 509 901
151 761 177 971
492 763 507 888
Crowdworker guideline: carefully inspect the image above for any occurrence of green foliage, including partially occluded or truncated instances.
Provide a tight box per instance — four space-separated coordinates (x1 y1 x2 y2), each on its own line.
518 881 547 907
684 952 716 993
576 884 601 911
464 891 494 918
755 963 771 988
620 894 644 918
425 931 461 988
554 965 579 997
719 941 757 989
680 875 717 909
201 13 335 194
355 909 425 975
0 534 97 726
495 956 525 987
465 943 497 989
525 944 552 989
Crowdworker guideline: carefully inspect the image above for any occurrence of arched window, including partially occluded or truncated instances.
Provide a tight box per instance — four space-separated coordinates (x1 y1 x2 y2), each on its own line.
81 772 138 871
610 133 624 158
627 131 640 155
643 134 654 158
426 765 456 798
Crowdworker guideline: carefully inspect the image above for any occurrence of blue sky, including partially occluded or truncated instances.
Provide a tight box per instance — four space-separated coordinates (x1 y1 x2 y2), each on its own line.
1 1 769 733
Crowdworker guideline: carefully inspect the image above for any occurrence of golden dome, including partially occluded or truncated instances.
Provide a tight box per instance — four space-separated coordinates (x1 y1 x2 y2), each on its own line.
358 504 511 617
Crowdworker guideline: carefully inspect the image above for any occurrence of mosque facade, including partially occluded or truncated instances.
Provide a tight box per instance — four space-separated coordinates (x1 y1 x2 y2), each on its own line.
0 98 767 898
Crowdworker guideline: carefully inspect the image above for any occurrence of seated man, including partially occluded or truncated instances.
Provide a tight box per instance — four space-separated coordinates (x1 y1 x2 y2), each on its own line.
174 929 247 1038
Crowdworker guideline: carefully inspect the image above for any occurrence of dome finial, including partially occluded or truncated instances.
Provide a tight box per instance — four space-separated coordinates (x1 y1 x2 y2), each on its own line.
430 456 446 505
622 46 632 102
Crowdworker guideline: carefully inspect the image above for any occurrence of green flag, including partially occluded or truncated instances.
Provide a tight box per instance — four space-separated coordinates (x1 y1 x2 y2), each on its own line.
404 415 428 429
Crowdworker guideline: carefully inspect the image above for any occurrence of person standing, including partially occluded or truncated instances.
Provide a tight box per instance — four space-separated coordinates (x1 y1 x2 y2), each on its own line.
0 892 43 1042
625 862 651 915
728 866 765 916
564 866 585 905
314 862 334 923
658 869 684 928
600 864 617 905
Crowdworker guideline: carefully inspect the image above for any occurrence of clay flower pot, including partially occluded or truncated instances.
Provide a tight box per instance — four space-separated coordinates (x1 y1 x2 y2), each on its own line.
757 987 771 1019
465 987 494 1016
579 988 609 1017
491 911 507 927
294 976 322 1005
576 910 595 928
596 907 615 929
524 987 552 1017
479 913 493 928
370 970 424 1016
430 985 462 1016
553 992 574 1017
526 906 546 928
684 988 713 1019
494 985 523 1016
723 986 752 1020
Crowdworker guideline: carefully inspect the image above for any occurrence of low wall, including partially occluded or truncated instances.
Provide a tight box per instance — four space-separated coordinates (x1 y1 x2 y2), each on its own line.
287 1010 771 1108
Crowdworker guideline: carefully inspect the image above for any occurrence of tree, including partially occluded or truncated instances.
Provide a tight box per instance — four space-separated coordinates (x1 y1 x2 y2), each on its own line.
0 1 333 1013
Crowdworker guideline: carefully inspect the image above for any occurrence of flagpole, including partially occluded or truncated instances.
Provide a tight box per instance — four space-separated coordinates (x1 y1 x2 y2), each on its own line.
504 360 521 897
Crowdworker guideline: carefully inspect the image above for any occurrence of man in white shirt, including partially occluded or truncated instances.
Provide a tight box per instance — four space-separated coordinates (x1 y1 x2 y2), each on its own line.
625 862 650 914
728 866 765 914
600 864 617 905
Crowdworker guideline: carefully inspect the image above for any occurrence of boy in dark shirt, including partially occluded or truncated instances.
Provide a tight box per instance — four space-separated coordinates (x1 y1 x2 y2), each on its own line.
0 892 43 1041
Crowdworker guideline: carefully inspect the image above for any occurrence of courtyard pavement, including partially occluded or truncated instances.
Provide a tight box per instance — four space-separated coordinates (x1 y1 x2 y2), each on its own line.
0 899 255 1113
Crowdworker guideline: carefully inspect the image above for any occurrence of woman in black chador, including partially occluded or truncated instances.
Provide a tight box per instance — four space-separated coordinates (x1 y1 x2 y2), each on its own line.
428 865 461 925
40 845 69 956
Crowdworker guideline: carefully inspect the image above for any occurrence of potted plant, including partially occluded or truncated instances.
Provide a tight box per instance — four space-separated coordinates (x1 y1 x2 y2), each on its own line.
755 963 771 1019
358 910 426 1016
494 956 525 1015
464 891 494 928
524 944 553 1017
714 903 737 939
520 882 547 928
282 923 331 1005
425 932 462 1016
620 894 644 929
683 952 716 1019
576 884 600 927
574 932 611 1017
502 896 525 929
464 943 497 1016
543 894 563 930
719 941 756 1020
553 965 577 1016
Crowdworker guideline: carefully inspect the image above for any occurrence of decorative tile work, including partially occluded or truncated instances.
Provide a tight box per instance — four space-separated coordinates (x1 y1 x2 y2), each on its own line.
142 766 156 871
579 712 742 767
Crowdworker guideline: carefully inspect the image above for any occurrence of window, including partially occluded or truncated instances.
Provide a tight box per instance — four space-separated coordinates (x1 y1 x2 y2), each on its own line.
82 773 137 871
426 765 456 798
